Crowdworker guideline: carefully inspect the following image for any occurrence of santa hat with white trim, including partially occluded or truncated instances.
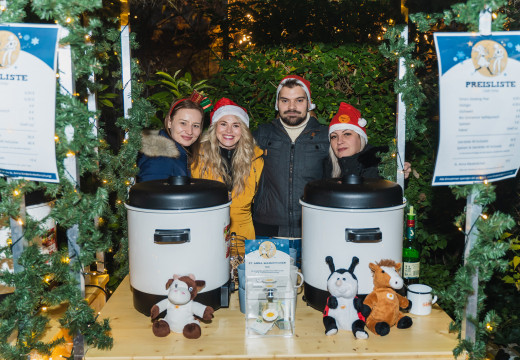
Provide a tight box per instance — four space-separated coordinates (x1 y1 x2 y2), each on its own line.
328 102 367 143
210 97 250 127
275 75 316 111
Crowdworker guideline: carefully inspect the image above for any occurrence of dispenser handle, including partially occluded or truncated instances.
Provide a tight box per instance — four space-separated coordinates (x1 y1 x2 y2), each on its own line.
154 229 190 244
345 228 382 243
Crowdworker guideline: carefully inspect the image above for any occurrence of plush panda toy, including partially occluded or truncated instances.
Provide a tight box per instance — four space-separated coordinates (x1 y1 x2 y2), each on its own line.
323 256 370 339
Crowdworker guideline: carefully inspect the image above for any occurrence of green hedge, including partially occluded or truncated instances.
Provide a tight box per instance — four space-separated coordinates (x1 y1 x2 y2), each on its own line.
208 43 396 146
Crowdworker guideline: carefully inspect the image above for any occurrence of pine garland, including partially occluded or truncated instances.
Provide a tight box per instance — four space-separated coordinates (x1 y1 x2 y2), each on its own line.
0 1 153 358
382 1 515 359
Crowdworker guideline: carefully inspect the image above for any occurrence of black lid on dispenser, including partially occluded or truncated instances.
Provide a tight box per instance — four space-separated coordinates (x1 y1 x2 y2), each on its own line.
128 176 229 210
302 174 403 209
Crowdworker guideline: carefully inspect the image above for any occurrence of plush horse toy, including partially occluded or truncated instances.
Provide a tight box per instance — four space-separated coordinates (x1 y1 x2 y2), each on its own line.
323 256 370 339
150 274 214 339
363 259 413 336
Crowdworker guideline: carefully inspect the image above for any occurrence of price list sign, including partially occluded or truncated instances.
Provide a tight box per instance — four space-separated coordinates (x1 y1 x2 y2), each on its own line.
0 23 59 182
432 32 520 186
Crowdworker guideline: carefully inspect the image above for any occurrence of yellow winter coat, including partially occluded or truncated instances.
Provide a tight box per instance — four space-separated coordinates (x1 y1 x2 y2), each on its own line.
191 146 264 245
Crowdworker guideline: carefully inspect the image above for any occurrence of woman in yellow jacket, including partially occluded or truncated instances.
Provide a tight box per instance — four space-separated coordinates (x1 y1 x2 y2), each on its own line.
191 98 264 251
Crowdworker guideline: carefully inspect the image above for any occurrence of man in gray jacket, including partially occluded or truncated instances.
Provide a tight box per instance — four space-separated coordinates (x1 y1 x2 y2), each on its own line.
253 75 329 238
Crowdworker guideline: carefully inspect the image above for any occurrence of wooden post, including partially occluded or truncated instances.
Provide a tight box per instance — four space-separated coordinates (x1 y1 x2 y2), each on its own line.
461 186 481 343
7 179 26 274
461 7 492 344
396 25 408 192
58 25 85 360
120 0 132 124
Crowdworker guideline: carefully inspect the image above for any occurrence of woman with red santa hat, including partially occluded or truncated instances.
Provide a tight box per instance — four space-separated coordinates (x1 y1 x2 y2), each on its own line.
327 102 410 179
191 98 264 252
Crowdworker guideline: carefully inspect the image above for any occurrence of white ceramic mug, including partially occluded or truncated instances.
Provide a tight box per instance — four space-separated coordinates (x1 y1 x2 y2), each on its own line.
291 265 304 288
407 284 438 315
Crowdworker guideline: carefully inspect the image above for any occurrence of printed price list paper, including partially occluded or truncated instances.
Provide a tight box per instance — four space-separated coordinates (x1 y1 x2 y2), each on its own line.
0 23 60 182
432 32 520 186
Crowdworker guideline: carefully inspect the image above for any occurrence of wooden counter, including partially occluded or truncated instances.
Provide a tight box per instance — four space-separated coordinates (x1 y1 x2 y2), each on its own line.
86 276 458 359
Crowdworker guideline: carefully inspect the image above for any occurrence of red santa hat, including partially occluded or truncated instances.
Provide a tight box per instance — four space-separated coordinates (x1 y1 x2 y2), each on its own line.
210 98 249 127
328 103 367 143
275 75 316 111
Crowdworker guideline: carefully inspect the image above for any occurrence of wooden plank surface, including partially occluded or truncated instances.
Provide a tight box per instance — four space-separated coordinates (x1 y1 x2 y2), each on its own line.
86 276 458 359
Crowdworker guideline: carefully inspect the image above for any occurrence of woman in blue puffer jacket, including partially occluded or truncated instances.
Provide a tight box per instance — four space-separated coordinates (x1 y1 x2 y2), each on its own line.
137 97 205 182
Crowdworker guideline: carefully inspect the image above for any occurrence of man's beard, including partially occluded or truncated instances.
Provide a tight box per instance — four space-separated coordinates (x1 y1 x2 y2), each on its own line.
280 110 307 126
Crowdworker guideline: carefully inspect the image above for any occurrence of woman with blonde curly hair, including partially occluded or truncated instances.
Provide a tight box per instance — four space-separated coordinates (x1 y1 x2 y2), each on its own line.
192 98 264 245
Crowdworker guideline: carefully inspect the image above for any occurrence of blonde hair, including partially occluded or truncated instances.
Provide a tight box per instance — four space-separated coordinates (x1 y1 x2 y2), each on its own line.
193 117 255 195
329 135 366 177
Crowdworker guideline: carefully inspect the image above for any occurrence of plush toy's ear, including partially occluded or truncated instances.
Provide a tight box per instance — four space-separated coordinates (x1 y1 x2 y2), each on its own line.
348 256 359 274
395 263 402 271
165 278 174 289
173 274 180 280
325 256 335 274
188 273 196 281
369 263 378 272
195 280 206 291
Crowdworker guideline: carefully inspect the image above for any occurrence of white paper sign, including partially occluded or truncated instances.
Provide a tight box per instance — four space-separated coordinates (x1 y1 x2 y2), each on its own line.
0 23 60 182
244 238 291 278
432 32 520 186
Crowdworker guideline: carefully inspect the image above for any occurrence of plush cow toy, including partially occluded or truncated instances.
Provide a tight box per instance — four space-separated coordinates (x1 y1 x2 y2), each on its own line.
150 274 214 339
323 256 370 339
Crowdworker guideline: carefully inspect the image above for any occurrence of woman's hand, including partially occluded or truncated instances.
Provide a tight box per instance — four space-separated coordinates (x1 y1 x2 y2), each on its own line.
403 162 412 179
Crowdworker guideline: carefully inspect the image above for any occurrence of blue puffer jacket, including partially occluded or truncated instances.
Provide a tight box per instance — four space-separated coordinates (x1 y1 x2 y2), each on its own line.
253 117 329 238
136 129 190 182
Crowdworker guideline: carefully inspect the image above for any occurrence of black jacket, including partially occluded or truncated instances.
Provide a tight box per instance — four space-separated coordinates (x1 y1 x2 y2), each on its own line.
324 144 385 179
253 117 329 237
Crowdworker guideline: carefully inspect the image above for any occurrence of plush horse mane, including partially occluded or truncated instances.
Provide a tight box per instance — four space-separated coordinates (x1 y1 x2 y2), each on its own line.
371 259 397 272
377 259 397 267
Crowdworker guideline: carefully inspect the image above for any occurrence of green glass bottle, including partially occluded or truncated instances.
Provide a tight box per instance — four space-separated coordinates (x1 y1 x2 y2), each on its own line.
402 206 420 285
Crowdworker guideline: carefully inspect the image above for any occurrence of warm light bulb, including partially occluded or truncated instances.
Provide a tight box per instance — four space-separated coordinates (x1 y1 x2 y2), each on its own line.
66 17 72 23
481 214 488 219
55 135 59 142
13 189 20 196
66 151 75 157
62 257 70 263
17 218 23 225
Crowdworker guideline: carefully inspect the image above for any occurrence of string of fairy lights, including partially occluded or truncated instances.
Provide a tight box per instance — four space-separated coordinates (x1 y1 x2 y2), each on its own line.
1 1 517 359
